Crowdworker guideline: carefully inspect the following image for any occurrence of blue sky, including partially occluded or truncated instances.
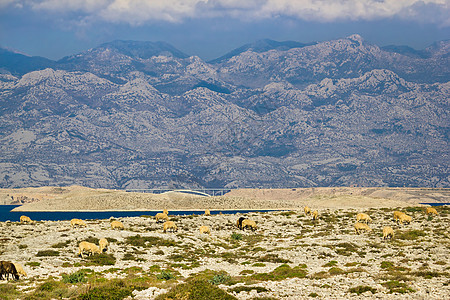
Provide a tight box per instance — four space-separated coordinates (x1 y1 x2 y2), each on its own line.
1 0 449 61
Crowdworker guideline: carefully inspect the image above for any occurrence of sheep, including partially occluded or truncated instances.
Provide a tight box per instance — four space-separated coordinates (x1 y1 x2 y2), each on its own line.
163 209 169 215
398 213 412 225
426 207 438 216
99 238 109 253
78 241 101 258
236 217 246 229
383 226 395 240
393 211 404 223
110 220 124 230
163 221 178 233
13 263 27 278
354 222 372 234
356 213 372 224
304 206 311 216
204 209 211 216
0 261 19 280
312 210 319 221
241 219 257 231
20 215 32 223
199 225 211 235
155 213 169 223
70 218 87 228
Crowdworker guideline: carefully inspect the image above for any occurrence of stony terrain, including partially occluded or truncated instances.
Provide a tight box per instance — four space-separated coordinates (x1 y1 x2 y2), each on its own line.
0 205 449 299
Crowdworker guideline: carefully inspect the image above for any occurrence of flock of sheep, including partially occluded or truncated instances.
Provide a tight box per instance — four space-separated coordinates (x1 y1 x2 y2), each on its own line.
1 205 440 283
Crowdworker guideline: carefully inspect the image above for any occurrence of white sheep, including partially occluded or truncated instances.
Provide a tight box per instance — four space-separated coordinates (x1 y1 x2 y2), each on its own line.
382 226 395 240
20 215 32 223
110 220 124 230
199 225 211 235
155 213 169 223
70 218 87 228
78 241 101 258
99 238 109 252
354 222 372 234
163 221 178 233
356 213 372 224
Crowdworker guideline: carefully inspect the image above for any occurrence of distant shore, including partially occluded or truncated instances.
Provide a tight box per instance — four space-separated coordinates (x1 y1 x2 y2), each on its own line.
1 186 449 211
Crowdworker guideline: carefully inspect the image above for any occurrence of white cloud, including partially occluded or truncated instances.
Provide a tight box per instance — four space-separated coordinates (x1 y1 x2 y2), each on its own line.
2 0 449 26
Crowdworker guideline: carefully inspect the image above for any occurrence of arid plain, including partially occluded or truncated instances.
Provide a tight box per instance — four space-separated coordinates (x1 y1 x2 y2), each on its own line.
0 186 449 299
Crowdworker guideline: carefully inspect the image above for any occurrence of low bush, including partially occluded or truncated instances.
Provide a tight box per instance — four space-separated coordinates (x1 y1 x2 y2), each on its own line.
85 253 116 266
155 280 237 300
228 286 269 293
349 285 377 295
252 264 307 281
36 250 60 257
62 270 87 284
382 280 415 294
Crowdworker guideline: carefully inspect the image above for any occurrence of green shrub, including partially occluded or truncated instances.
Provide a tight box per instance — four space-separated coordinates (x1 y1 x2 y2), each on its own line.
397 230 426 240
252 264 307 281
349 285 377 295
0 284 20 299
323 260 338 267
209 274 231 285
36 250 60 256
154 280 237 300
85 253 116 266
381 261 394 270
228 286 269 293
157 270 176 280
62 270 87 284
231 232 243 241
382 281 415 294
308 292 319 297
78 279 135 300
52 241 70 248
26 261 40 267
328 267 344 275
258 254 291 264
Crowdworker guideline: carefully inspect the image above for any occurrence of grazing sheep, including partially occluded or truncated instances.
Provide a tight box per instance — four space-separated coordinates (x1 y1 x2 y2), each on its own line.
99 238 109 253
13 263 26 278
426 207 438 216
0 261 19 280
110 220 124 230
241 219 257 231
205 209 211 216
304 206 311 216
393 211 404 222
155 213 169 223
354 222 372 234
199 225 211 235
163 209 169 215
398 213 412 225
20 215 32 223
163 221 178 233
236 217 246 229
312 210 319 220
78 241 101 258
70 218 87 228
356 213 372 224
383 226 395 240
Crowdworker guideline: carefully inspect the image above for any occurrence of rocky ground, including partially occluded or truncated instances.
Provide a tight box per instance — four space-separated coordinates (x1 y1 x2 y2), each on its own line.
0 205 449 299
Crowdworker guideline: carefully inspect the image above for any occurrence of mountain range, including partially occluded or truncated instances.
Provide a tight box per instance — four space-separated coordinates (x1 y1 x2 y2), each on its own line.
0 34 448 189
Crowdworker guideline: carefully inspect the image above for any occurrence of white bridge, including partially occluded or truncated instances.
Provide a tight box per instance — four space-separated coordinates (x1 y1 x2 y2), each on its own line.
125 188 232 197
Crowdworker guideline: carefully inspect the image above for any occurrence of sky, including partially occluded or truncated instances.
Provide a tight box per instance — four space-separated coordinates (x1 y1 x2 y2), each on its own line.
0 0 449 61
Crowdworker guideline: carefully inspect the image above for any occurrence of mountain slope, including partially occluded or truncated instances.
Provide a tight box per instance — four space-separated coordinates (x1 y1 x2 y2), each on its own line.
0 36 448 189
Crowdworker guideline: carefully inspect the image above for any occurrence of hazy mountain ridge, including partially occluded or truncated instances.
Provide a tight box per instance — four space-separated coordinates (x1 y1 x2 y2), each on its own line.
0 35 448 189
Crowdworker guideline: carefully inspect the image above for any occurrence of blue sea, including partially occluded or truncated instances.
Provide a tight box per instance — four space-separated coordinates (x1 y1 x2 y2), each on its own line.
0 205 276 222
